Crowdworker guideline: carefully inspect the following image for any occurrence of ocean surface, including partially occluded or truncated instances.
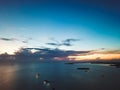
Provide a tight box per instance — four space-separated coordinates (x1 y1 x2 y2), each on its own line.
0 62 120 90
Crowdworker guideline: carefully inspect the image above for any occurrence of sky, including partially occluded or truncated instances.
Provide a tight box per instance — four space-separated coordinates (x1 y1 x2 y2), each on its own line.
0 0 120 61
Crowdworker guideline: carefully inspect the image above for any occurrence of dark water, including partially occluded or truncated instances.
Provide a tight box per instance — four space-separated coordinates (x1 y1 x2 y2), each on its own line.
0 62 120 90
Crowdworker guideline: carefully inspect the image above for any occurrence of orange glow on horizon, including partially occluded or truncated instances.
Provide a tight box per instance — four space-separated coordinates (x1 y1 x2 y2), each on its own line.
68 54 120 61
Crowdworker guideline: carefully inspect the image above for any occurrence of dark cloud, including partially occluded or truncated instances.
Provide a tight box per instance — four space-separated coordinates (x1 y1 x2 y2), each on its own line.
62 39 80 46
1 47 120 62
47 38 80 47
47 43 61 46
22 41 28 43
0 37 33 44
0 38 16 41
14 47 90 61
100 48 105 50
22 37 32 43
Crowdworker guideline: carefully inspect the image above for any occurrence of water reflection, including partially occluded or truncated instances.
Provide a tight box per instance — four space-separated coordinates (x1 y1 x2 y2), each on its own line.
0 64 18 90
35 73 40 79
43 80 50 86
0 62 120 90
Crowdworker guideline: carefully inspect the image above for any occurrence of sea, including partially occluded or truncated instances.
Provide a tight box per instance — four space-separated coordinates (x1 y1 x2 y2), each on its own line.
0 61 120 90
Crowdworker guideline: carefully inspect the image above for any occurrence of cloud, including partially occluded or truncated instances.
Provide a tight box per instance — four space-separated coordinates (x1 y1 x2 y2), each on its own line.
62 38 80 46
0 37 33 44
47 43 61 46
14 47 90 61
0 38 16 41
22 37 32 43
22 41 28 43
1 47 120 61
95 50 120 54
47 38 80 47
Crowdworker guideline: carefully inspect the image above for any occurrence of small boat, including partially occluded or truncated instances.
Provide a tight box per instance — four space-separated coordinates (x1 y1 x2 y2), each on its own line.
77 67 90 70
65 62 74 64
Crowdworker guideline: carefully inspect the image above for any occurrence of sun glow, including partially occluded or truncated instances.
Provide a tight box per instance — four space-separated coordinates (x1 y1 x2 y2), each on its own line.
68 54 120 61
0 40 25 55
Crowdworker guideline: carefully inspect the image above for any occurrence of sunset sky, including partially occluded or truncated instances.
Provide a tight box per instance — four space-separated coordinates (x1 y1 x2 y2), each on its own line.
0 0 120 61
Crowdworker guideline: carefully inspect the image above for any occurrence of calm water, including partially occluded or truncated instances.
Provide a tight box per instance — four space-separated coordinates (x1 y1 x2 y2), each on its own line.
0 62 120 90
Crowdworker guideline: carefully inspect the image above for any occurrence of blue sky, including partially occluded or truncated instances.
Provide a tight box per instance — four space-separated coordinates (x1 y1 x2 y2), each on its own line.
0 0 120 54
